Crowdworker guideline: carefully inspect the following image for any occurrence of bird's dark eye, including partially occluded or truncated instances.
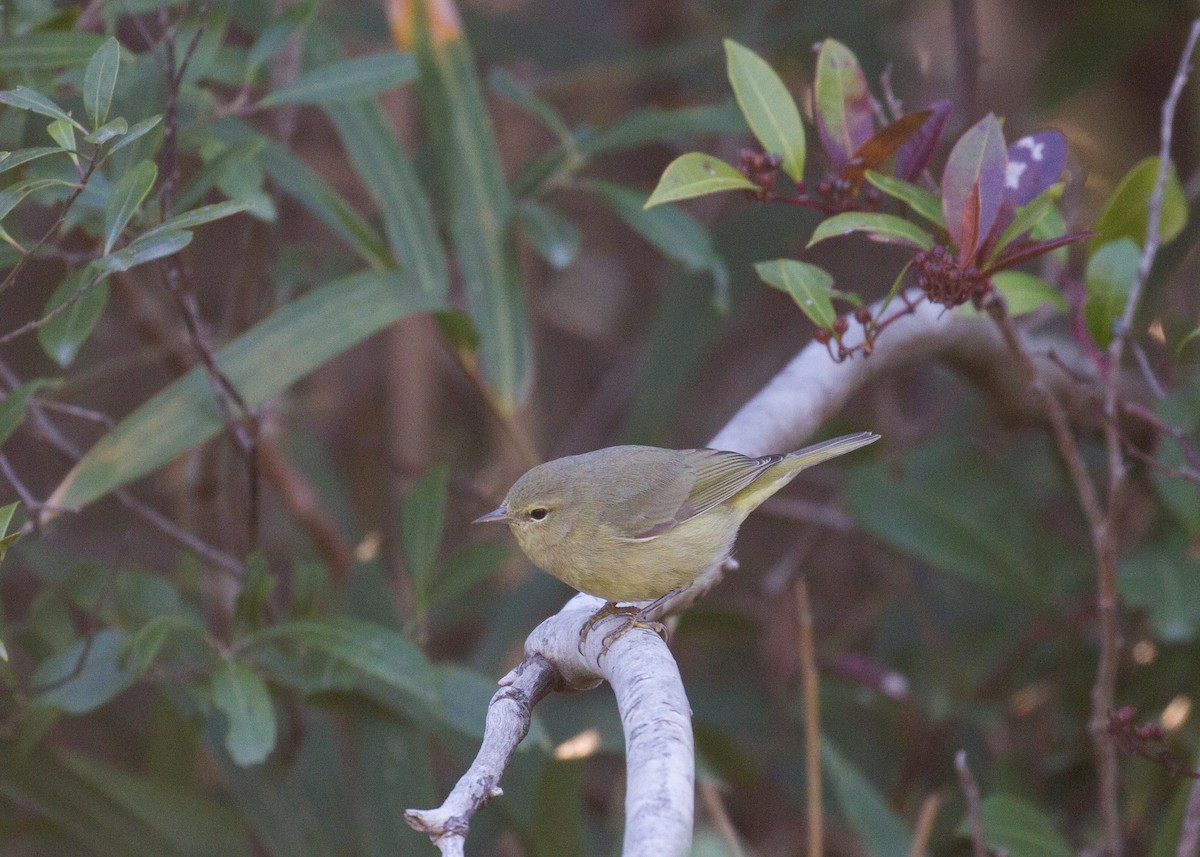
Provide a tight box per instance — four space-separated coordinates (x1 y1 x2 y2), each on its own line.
529 507 549 521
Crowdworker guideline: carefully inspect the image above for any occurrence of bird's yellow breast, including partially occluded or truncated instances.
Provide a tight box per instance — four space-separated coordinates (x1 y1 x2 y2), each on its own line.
519 505 742 603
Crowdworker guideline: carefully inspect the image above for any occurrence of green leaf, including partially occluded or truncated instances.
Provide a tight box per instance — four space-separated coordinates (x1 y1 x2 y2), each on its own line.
754 259 836 328
515 200 579 270
989 270 1067 316
864 170 944 227
961 793 1074 857
848 436 1046 605
0 501 16 538
245 1 317 79
0 500 18 563
402 463 450 608
313 28 446 294
991 182 1064 260
428 542 508 610
106 115 161 157
138 200 252 244
103 159 157 253
47 270 441 512
0 32 108 71
34 630 136 714
45 119 76 159
0 378 54 445
813 39 874 173
592 180 729 308
405 13 530 407
0 146 70 174
262 53 418 106
488 67 572 144
1091 156 1187 254
85 117 129 145
83 37 121 128
172 136 264 214
244 616 439 712
0 86 85 131
212 660 277 766
0 177 77 221
94 230 192 273
1177 323 1200 356
38 270 109 368
808 211 934 250
644 152 759 208
723 39 805 182
1084 238 1140 347
123 614 208 678
823 739 914 857
1118 534 1200 642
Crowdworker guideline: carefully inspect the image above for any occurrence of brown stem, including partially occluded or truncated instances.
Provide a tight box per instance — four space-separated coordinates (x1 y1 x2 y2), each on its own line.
955 751 988 857
795 578 823 857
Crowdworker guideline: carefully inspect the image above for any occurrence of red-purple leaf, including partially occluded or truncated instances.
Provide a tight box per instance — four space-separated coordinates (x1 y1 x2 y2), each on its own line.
985 230 1091 274
895 100 952 181
942 113 1007 262
813 39 875 173
1004 130 1067 206
842 109 932 187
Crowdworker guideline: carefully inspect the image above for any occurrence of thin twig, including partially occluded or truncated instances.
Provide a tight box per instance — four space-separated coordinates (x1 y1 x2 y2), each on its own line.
955 751 988 857
698 779 745 857
1093 23 1200 855
908 792 943 857
0 274 101 346
796 578 824 857
1178 754 1200 857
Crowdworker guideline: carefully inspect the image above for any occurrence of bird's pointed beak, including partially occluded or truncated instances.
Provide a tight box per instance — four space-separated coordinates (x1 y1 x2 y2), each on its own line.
473 506 511 524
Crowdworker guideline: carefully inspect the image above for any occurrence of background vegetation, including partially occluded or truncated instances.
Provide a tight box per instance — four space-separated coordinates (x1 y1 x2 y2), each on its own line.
0 1 1198 855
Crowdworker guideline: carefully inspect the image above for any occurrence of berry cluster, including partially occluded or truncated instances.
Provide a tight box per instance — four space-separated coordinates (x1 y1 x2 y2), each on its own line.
738 149 782 198
1108 705 1200 779
913 244 990 308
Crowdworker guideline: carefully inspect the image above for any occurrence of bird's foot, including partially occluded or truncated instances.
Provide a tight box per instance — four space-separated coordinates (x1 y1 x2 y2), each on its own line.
577 602 668 659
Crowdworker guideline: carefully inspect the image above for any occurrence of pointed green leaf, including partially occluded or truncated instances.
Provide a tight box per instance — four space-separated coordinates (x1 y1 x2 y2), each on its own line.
123 614 209 678
515 200 579 270
644 152 759 208
813 39 874 172
1084 238 1139 347
991 182 1064 260
960 794 1074 857
808 211 934 250
261 53 418 106
84 37 121 128
406 12 529 406
85 117 129 145
0 32 106 70
488 67 572 144
35 630 136 714
823 739 914 857
1091 156 1187 254
172 137 263 214
245 1 317 79
723 39 805 182
864 170 944 227
244 616 438 712
593 180 729 307
212 660 276 766
106 115 161 157
47 270 441 512
1178 324 1200 356
0 177 77 221
402 463 450 607
989 270 1067 316
95 230 192 273
0 379 54 445
0 501 17 538
1118 534 1200 642
103 159 157 253
0 146 70 174
754 259 836 328
138 200 252 244
38 270 110 368
46 118 77 157
0 86 85 131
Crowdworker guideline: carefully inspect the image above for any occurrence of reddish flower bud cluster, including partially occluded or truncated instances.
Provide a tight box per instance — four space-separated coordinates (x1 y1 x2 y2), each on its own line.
738 149 782 193
913 244 989 308
1107 706 1200 779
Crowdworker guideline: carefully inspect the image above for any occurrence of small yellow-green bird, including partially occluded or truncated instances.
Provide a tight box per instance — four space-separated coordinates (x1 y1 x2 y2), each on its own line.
474 431 879 652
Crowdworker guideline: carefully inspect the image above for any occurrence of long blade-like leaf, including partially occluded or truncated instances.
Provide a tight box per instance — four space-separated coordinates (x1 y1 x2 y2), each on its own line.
46 271 442 512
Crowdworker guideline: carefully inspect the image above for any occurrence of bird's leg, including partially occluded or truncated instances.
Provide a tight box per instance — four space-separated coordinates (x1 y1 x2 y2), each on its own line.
579 589 682 659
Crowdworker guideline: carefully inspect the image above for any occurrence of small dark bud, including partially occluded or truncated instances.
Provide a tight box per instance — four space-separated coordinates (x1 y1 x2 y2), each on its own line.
814 328 832 344
854 307 872 324
832 316 849 335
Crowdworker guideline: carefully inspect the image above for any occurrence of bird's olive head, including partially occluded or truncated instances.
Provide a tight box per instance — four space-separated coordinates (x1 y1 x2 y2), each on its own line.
473 459 581 562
